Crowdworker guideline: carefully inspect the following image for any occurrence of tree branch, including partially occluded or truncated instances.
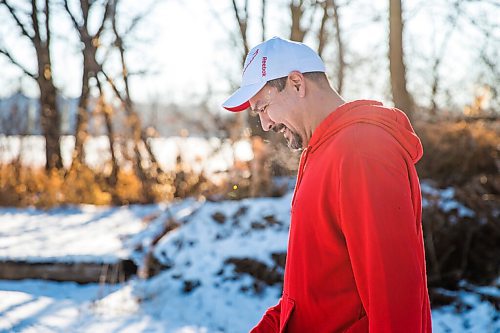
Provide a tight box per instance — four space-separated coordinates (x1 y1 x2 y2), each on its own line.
123 13 146 37
63 0 82 32
462 13 498 41
128 68 159 76
231 0 249 63
465 0 500 8
99 70 125 102
0 48 37 80
331 0 345 94
306 1 318 37
44 0 50 49
123 1 159 37
207 1 232 32
1 0 35 41
81 0 90 27
30 0 41 43
261 0 266 41
317 0 330 57
95 0 112 38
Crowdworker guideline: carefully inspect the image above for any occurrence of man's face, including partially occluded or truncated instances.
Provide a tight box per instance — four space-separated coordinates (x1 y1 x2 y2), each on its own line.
249 84 303 151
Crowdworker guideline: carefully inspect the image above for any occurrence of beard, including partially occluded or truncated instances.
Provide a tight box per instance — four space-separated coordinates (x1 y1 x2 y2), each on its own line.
287 131 303 150
273 124 303 151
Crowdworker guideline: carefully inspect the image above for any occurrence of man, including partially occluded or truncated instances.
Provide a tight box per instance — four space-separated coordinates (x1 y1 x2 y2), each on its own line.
222 37 432 332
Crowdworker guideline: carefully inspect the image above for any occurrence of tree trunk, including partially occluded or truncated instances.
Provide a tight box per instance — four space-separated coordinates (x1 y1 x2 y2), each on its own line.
331 0 345 95
65 0 112 168
430 58 440 116
389 0 414 119
35 0 62 170
102 107 118 187
72 52 91 167
95 78 119 188
290 0 307 42
72 42 100 168
261 0 266 41
38 76 62 170
230 0 263 138
317 1 330 58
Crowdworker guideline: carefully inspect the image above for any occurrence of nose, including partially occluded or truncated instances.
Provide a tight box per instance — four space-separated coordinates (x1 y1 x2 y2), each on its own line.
259 113 274 132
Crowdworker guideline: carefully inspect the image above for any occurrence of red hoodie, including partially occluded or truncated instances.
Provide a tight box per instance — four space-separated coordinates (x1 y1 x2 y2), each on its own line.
250 100 432 333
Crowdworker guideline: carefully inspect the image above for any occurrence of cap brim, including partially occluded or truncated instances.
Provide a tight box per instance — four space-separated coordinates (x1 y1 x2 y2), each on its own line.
222 81 266 112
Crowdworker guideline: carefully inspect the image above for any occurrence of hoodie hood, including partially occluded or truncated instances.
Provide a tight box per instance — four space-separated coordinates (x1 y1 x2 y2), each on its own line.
308 100 423 163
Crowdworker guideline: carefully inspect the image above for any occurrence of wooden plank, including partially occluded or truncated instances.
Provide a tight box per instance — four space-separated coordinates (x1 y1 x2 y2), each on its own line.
0 259 137 284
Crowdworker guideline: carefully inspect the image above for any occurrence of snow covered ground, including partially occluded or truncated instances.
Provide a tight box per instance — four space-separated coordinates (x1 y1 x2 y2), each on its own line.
0 188 498 332
1 279 497 333
0 205 159 264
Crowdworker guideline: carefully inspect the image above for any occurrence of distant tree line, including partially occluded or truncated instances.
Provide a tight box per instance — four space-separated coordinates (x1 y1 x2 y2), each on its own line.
0 0 160 194
0 0 498 174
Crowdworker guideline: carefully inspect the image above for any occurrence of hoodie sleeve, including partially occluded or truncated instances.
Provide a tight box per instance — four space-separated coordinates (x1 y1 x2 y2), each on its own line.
249 299 281 333
337 137 425 332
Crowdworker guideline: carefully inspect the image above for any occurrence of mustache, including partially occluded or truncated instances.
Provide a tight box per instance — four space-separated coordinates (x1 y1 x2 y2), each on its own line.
272 124 286 133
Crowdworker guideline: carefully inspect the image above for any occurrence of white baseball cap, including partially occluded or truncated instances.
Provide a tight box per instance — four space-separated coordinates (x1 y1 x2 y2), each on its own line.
222 36 326 112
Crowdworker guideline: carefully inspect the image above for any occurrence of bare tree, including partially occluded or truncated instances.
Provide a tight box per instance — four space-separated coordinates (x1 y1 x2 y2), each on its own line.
290 0 306 42
289 0 318 42
429 20 457 116
317 0 331 58
231 0 250 67
434 0 500 115
479 46 500 113
101 0 162 201
290 0 346 94
389 0 414 119
331 0 346 94
0 0 62 170
95 79 119 187
225 0 264 138
261 0 267 41
63 0 113 167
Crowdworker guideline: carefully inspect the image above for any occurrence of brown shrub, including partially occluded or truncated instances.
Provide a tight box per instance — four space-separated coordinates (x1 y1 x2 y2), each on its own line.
415 120 499 186
423 198 500 289
416 119 500 289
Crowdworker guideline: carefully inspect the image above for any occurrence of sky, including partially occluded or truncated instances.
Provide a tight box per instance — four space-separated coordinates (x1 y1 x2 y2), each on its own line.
0 0 497 112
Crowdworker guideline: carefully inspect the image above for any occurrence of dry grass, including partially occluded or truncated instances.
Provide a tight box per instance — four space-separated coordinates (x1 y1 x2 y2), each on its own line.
0 160 223 208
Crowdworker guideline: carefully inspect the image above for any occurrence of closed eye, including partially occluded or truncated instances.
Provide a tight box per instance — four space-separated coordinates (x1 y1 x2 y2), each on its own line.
250 104 268 117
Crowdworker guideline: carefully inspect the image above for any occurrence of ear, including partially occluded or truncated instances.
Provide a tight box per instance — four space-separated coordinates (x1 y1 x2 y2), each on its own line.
288 71 306 97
